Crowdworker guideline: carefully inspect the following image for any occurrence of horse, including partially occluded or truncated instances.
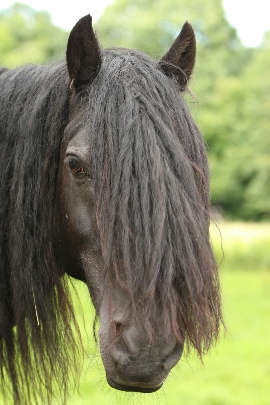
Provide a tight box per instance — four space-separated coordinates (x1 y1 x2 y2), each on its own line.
0 14 223 405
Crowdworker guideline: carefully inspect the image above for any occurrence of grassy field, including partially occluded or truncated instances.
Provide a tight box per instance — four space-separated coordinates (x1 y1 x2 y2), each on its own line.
65 222 270 405
1 223 270 404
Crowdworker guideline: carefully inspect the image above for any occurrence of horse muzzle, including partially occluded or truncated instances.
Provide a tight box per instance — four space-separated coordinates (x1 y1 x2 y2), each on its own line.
99 319 183 392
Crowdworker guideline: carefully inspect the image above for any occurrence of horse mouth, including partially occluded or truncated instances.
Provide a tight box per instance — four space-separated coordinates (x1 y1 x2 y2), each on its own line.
107 377 163 393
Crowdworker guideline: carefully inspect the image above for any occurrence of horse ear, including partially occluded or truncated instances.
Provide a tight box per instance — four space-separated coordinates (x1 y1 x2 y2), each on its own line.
66 14 102 91
159 22 196 89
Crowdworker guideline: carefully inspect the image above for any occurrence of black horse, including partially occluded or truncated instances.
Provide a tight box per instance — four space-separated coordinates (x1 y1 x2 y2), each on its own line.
0 15 223 405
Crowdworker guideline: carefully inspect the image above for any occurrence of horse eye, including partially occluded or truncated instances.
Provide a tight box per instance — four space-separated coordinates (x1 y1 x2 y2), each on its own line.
68 158 86 175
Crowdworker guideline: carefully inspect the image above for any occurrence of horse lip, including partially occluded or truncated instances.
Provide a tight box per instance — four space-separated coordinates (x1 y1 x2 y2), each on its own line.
107 377 163 393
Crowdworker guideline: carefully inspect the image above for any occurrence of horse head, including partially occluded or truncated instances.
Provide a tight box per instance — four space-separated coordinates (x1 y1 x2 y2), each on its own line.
53 15 221 392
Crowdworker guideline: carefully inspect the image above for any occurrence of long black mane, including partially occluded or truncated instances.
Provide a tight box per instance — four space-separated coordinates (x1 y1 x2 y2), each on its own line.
0 48 223 403
0 63 80 404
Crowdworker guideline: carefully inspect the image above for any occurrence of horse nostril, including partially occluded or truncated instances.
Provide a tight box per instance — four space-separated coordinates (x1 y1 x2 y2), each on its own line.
115 322 122 332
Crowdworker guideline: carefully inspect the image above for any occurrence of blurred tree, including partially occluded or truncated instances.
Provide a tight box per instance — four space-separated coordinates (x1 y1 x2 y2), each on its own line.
202 30 270 220
0 2 68 67
231 39 268 219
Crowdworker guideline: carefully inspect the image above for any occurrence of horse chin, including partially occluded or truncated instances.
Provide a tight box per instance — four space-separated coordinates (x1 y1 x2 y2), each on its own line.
104 357 169 394
107 376 163 393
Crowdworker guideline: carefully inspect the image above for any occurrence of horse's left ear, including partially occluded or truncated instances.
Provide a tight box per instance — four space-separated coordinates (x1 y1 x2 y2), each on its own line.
159 22 196 89
66 14 102 91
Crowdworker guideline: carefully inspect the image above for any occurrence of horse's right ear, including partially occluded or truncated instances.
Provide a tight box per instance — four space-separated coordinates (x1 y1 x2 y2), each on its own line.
66 15 102 91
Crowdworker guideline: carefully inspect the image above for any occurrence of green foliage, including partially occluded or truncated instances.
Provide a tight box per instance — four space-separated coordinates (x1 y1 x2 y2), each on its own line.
202 42 270 220
0 2 68 67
